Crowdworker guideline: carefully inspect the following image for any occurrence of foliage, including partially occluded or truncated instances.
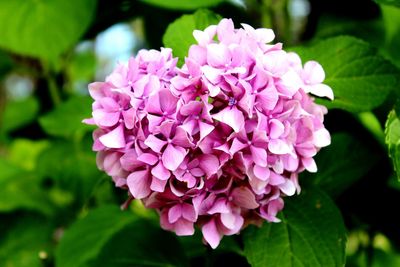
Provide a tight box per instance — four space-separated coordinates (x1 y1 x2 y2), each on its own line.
1 0 400 266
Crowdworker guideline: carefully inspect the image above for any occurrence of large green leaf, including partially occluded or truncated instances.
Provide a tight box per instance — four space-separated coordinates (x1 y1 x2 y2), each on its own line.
0 159 54 215
0 215 54 267
39 96 94 138
1 97 39 133
163 9 222 65
56 206 188 267
243 188 347 267
0 0 96 60
302 133 379 197
292 36 400 112
141 0 226 10
385 110 400 180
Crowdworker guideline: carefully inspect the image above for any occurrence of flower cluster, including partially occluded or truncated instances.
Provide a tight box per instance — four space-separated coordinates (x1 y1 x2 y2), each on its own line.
84 19 333 248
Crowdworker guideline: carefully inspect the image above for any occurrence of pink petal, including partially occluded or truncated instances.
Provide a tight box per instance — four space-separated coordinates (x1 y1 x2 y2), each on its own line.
268 139 291 155
202 65 222 84
137 153 158 165
122 108 136 129
269 119 284 139
150 177 168 192
250 146 268 167
144 135 167 153
198 121 215 141
202 219 221 249
93 109 120 127
213 106 245 133
174 219 195 236
302 157 317 173
151 161 171 180
206 43 230 67
229 138 248 155
307 84 334 100
159 89 178 113
220 212 236 230
253 165 270 181
99 124 125 148
168 204 182 223
279 179 296 196
172 127 193 148
127 170 151 199
231 187 259 209
303 61 325 84
181 203 197 222
314 128 331 147
199 154 219 177
162 144 187 171
207 198 229 214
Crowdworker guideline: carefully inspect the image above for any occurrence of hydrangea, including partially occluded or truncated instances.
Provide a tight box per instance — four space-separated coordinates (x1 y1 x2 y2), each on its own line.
84 19 333 249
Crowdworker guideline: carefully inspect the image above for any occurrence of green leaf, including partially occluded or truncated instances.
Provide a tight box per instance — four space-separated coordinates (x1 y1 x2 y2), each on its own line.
39 96 94 138
0 215 54 267
243 188 347 267
36 138 101 204
1 97 39 133
0 0 96 60
302 133 379 197
56 205 188 267
8 139 49 171
385 110 400 180
88 221 189 267
141 0 226 10
163 9 222 65
375 0 400 7
292 36 400 112
0 159 55 215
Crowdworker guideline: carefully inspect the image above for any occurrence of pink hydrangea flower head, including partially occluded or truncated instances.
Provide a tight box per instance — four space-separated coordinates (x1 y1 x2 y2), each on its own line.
85 19 333 249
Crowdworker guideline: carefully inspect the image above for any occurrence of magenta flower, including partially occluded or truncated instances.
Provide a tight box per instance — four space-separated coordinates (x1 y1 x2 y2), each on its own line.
84 18 333 249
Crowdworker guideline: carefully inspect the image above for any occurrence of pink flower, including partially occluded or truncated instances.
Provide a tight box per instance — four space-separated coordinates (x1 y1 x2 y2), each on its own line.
84 18 333 249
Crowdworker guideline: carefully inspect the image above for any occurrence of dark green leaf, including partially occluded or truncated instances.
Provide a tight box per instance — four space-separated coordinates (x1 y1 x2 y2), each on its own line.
39 96 94 138
0 215 54 267
375 0 400 7
163 9 222 65
141 0 226 10
2 97 39 133
385 110 400 180
55 206 135 267
292 36 400 112
88 220 189 267
0 0 96 60
302 133 379 197
56 206 188 267
243 188 347 267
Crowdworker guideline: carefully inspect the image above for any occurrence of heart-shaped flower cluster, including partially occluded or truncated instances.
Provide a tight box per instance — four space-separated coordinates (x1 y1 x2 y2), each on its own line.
84 19 333 248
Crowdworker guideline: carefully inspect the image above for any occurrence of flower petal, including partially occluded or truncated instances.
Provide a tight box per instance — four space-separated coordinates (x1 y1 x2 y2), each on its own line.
162 144 187 171
144 135 167 153
99 124 125 148
213 106 245 133
231 187 259 209
127 170 151 199
202 219 221 249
